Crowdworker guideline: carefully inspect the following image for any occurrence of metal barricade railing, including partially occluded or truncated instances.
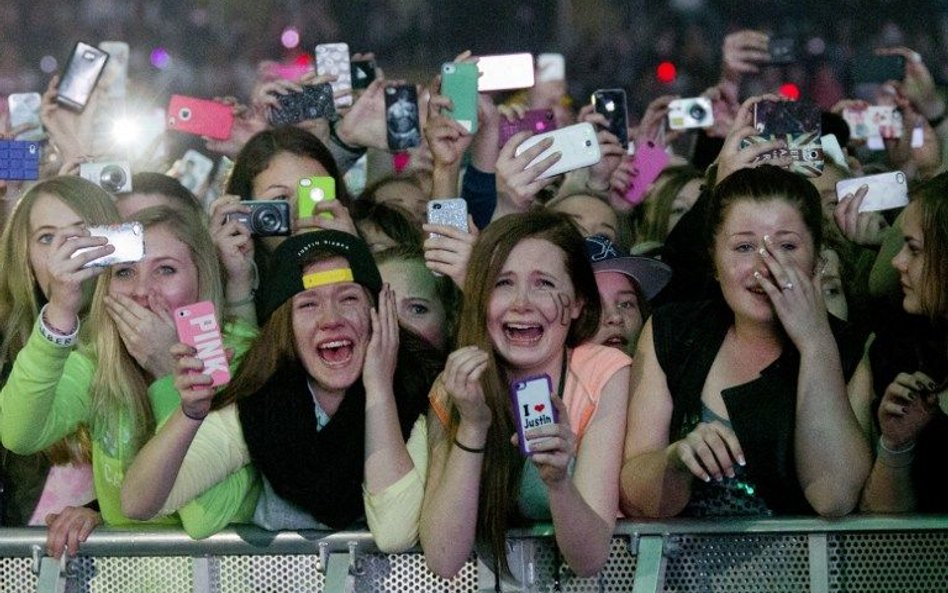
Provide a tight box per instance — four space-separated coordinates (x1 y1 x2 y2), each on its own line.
1 516 946 592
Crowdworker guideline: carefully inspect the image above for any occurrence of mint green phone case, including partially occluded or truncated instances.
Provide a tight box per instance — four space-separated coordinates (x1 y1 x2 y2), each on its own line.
441 62 479 134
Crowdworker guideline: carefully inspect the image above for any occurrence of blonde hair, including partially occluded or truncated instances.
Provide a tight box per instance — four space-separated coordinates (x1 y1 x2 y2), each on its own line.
83 206 224 456
0 177 119 370
0 177 120 464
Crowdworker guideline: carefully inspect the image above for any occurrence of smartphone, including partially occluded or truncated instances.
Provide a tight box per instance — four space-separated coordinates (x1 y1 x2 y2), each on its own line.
746 100 824 177
537 53 565 83
836 171 908 213
842 106 903 140
56 42 110 112
98 41 130 101
166 95 234 140
0 140 41 181
268 83 336 126
768 37 797 65
624 141 670 206
350 58 377 90
514 122 602 179
820 134 849 171
753 100 821 136
384 85 421 150
853 54 906 84
440 62 479 133
176 150 215 194
7 93 44 141
427 198 468 237
476 53 535 92
668 98 714 130
74 222 145 268
592 89 629 149
297 176 335 220
174 301 230 388
498 109 556 149
510 375 557 455
316 42 353 108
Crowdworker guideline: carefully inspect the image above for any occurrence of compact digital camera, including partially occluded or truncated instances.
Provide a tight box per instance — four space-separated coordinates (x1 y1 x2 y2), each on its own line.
226 200 291 236
79 161 133 194
668 98 714 130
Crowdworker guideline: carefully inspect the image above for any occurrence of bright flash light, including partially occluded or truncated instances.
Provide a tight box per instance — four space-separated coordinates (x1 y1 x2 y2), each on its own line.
112 117 143 146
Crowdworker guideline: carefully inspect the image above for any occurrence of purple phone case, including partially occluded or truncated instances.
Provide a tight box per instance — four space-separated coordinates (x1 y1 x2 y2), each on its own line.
510 374 558 455
624 141 670 206
498 109 557 149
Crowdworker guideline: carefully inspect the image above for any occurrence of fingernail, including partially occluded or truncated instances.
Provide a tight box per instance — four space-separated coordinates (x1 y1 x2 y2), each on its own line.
726 469 736 479
702 474 711 483
758 246 767 257
753 271 762 280
715 474 723 482
738 455 747 466
763 235 773 244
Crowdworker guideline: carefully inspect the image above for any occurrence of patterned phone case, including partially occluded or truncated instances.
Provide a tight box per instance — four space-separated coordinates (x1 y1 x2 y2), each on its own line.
268 84 337 126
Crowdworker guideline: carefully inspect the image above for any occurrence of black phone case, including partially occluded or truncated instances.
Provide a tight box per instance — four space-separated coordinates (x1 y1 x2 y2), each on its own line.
384 85 421 151
593 90 629 148
853 55 906 84
268 84 337 126
754 100 821 136
350 60 377 90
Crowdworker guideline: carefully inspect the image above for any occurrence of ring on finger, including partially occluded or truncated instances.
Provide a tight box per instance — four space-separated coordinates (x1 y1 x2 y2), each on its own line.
782 281 794 291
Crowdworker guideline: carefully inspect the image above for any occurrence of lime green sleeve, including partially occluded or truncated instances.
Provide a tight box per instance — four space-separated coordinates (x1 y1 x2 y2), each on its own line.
0 320 94 454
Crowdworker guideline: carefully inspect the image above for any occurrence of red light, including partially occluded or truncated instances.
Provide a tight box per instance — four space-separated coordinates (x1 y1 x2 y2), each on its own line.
294 53 314 66
656 61 677 84
779 83 800 100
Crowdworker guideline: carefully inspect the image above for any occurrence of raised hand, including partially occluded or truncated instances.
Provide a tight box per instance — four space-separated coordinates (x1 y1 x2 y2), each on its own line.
170 342 216 421
363 284 399 396
521 395 577 485
495 131 559 213
714 95 791 184
832 184 889 247
877 371 942 450
44 226 112 330
105 292 178 378
422 215 478 289
441 346 491 428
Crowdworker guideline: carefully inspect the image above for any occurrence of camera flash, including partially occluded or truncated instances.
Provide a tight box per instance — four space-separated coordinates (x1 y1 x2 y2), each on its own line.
111 117 143 147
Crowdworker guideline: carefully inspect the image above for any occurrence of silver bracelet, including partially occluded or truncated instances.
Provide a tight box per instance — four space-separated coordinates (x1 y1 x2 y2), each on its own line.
877 436 916 468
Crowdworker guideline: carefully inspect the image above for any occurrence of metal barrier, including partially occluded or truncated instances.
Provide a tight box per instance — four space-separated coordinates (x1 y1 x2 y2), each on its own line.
1 516 947 592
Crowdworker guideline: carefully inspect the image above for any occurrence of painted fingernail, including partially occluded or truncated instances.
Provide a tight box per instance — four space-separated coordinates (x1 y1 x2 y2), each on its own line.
738 455 747 466
702 474 711 483
726 469 736 479
758 246 767 257
753 271 762 281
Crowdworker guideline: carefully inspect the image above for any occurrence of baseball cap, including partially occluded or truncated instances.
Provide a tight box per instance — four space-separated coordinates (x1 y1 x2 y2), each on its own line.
584 234 672 301
259 231 382 322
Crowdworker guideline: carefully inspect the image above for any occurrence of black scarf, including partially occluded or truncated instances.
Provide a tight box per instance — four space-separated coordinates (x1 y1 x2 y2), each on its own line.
237 359 427 529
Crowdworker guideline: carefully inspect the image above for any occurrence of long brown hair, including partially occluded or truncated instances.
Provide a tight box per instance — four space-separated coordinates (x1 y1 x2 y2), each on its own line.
909 173 948 319
448 210 600 571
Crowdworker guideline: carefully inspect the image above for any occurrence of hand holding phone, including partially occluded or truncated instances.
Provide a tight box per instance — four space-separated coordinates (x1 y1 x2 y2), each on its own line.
73 222 145 268
174 301 230 387
514 122 602 179
591 89 630 149
426 198 468 237
316 42 353 107
56 42 109 112
297 177 336 220
836 171 908 212
167 96 234 140
510 375 558 455
498 109 556 149
440 62 479 133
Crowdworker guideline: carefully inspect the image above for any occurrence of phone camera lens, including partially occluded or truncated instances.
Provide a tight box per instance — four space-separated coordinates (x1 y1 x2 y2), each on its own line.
179 107 192 121
585 140 593 147
433 203 442 209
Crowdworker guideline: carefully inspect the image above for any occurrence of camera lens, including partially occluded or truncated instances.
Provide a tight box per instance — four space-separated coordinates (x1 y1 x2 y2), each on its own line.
99 165 127 193
178 107 192 121
585 140 593 147
433 203 442 209
251 204 283 234
688 104 707 121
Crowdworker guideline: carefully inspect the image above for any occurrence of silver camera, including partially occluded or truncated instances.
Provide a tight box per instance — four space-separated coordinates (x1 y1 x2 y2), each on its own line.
668 98 715 130
226 199 291 237
79 160 133 194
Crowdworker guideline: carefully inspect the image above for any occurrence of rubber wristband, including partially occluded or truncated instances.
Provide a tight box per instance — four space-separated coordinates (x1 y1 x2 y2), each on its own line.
38 304 79 348
181 405 208 422
329 119 366 155
453 437 485 454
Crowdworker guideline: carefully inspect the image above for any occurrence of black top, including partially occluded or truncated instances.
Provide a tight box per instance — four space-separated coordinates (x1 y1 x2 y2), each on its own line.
652 299 863 515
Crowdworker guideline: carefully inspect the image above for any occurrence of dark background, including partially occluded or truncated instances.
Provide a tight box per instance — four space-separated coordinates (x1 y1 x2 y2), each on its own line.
1 0 946 116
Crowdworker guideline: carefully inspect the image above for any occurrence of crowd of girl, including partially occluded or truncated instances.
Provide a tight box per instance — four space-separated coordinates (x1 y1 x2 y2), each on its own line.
0 30 945 584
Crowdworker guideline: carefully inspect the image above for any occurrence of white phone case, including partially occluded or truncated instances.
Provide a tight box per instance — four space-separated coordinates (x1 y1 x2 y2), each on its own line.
836 171 908 212
316 42 352 107
476 53 535 92
514 122 602 179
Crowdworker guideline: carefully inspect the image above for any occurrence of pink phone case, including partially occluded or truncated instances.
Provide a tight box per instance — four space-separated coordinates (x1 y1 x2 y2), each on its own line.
510 375 557 455
174 301 230 387
498 109 557 149
624 141 670 206
167 95 234 140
